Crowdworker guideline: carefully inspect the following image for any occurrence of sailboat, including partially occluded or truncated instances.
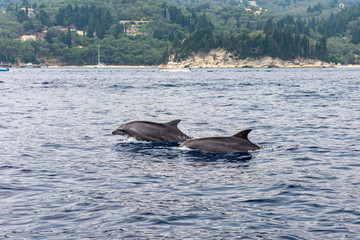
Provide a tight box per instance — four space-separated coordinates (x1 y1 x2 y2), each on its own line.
0 61 9 71
94 44 106 68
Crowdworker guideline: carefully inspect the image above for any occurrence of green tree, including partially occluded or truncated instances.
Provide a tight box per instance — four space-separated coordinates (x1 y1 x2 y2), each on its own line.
316 36 327 61
37 9 50 26
109 23 124 38
16 9 28 23
66 27 72 48
351 23 360 44
55 8 65 26
87 15 95 38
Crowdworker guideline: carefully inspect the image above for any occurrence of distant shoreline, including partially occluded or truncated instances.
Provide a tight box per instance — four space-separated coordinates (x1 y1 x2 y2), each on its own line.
5 57 360 70
5 64 360 69
49 65 155 69
4 49 360 69
6 64 155 69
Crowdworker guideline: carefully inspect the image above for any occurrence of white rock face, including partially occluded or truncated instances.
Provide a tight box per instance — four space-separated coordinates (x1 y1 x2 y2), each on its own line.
173 48 334 68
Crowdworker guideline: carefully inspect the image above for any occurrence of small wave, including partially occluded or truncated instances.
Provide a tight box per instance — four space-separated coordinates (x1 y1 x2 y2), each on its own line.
261 144 298 151
153 83 181 88
177 145 192 151
114 138 179 150
0 165 20 170
113 140 181 160
41 142 64 148
119 136 142 143
179 149 255 162
81 135 93 140
114 136 180 147
108 84 134 89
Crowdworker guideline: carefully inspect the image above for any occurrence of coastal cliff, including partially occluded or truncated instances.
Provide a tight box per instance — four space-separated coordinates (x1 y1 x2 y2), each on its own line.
174 49 335 68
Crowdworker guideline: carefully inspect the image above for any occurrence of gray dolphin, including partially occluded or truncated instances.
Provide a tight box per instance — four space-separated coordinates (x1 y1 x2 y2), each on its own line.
180 129 261 153
112 119 191 143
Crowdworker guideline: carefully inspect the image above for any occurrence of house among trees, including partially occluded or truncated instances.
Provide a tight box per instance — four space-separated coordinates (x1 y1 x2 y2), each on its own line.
21 35 37 41
119 20 149 36
19 8 34 16
248 1 258 7
76 30 84 36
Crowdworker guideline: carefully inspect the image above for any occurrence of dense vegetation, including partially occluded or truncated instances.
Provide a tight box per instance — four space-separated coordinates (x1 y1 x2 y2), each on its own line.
174 28 327 61
0 0 359 66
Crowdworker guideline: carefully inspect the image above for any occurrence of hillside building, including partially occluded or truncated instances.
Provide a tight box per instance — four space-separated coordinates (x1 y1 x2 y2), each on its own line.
20 8 34 16
119 20 149 36
21 35 37 41
248 1 257 7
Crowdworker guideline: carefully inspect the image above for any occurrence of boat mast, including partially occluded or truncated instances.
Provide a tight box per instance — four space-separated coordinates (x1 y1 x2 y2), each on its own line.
98 44 100 65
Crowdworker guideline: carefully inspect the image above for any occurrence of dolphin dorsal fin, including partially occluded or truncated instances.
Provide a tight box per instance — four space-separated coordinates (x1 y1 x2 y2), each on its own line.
165 119 181 128
233 129 252 140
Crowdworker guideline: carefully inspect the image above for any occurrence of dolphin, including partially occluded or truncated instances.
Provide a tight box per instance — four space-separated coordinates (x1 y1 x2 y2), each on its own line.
180 129 261 153
112 119 191 143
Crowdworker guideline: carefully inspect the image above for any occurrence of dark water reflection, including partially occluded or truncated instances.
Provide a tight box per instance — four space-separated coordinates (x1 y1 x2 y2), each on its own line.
1 68 360 239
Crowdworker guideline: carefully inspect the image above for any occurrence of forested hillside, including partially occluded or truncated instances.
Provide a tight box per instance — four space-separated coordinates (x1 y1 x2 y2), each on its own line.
0 0 359 66
0 0 61 8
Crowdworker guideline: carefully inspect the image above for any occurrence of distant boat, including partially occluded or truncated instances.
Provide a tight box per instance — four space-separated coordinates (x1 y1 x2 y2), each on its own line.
26 62 34 68
0 61 9 71
94 44 106 68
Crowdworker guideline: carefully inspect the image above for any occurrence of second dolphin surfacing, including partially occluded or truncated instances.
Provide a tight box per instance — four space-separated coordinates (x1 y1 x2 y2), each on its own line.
180 129 261 153
112 119 191 143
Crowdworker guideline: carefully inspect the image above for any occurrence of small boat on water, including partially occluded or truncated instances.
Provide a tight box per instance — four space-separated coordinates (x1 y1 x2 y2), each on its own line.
94 44 106 68
95 62 106 68
0 61 9 71
26 62 34 68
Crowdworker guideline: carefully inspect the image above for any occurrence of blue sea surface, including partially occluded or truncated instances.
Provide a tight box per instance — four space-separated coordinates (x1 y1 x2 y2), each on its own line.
0 68 359 239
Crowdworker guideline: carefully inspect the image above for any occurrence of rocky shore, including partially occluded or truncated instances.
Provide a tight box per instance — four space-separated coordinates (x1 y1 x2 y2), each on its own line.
5 48 359 68
175 48 336 68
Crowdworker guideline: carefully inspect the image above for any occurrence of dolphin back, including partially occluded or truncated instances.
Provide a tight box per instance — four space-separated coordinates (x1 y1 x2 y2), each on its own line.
181 129 261 153
112 119 191 143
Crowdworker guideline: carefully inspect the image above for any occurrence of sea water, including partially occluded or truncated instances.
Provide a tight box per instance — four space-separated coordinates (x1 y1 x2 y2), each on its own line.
1 68 359 239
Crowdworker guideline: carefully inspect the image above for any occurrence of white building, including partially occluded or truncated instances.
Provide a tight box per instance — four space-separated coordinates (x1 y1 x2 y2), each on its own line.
21 35 37 41
248 1 258 7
